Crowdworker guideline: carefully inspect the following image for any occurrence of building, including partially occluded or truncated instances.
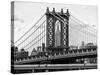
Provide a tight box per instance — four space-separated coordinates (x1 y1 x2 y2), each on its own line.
31 48 37 56
55 20 61 47
69 45 78 50
37 46 42 52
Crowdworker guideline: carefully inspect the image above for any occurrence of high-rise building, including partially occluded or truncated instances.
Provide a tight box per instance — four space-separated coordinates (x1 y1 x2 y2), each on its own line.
55 20 61 47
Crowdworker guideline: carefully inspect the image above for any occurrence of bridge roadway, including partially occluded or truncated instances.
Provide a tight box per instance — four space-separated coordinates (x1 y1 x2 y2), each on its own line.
13 63 97 70
14 48 97 64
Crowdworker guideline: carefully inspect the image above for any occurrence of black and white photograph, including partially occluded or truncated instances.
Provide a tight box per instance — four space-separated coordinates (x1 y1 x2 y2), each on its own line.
11 1 97 74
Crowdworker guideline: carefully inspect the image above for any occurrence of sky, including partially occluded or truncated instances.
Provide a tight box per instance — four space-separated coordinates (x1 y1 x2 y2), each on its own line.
12 1 98 54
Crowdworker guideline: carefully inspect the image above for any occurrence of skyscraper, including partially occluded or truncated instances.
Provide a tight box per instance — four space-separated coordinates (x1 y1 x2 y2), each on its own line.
55 20 61 47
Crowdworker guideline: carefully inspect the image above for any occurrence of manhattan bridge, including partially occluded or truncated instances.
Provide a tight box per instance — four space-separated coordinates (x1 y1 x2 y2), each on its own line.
11 7 97 73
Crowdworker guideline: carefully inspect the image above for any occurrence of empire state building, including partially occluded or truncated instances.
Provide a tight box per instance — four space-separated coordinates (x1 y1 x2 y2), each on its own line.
55 20 61 47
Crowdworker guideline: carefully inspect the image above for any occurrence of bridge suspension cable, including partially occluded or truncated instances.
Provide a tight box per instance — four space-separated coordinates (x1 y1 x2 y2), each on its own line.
61 9 97 31
70 14 97 31
69 23 97 37
25 34 46 51
63 13 97 35
69 18 97 35
14 14 45 44
22 28 46 49
16 20 46 47
70 16 97 34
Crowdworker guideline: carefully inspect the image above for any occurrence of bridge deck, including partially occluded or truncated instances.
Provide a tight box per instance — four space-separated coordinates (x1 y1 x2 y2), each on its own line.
14 48 97 64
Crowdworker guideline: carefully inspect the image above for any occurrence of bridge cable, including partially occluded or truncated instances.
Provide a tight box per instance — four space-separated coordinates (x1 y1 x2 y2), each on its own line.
63 13 97 34
69 18 97 34
22 28 46 49
70 16 97 33
25 34 46 50
70 14 97 31
14 14 45 44
16 20 46 47
69 23 97 37
64 12 96 31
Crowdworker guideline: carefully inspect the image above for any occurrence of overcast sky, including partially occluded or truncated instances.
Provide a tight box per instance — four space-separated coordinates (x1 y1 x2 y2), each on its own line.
13 1 98 54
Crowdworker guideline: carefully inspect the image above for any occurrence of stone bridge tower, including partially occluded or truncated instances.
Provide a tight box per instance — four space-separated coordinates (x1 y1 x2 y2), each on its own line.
46 7 70 52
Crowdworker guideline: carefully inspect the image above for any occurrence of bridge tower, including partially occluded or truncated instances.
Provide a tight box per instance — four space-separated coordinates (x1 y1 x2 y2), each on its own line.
46 7 70 52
